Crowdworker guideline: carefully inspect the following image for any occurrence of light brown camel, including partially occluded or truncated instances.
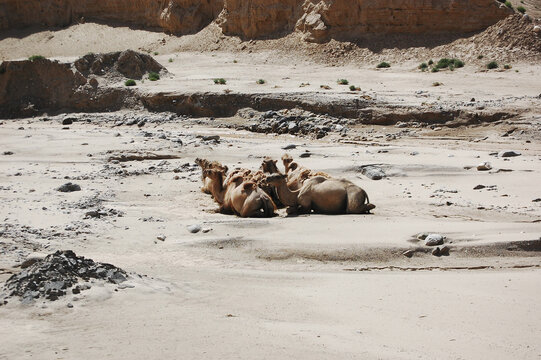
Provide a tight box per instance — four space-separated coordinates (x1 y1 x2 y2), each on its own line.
265 173 375 215
195 158 228 194
205 169 276 218
281 154 330 190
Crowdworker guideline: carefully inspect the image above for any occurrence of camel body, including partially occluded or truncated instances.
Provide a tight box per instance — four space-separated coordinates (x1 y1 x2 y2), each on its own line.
206 169 276 218
267 174 375 215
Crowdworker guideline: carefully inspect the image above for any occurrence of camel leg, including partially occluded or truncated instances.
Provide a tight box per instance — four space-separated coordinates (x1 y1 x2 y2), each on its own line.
296 194 312 214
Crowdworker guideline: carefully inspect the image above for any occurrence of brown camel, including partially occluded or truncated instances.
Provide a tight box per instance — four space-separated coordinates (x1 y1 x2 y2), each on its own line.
205 169 276 218
265 173 375 215
195 158 228 194
281 154 330 190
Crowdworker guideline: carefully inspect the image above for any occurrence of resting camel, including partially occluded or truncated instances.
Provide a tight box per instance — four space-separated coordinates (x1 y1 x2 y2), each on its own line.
281 154 330 190
195 158 228 194
205 169 276 218
265 173 375 215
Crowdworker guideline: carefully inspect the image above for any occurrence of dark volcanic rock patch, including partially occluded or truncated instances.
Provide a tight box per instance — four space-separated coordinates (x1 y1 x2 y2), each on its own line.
1 250 129 305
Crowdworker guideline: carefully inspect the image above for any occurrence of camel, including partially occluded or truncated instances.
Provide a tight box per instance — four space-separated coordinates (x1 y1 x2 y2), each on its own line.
281 154 330 190
265 173 375 215
204 168 276 218
195 158 228 194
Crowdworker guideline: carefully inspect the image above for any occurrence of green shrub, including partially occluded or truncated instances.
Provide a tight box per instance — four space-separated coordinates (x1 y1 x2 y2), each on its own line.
487 61 498 69
428 59 434 65
376 62 391 68
418 62 428 70
148 72 160 81
214 78 227 85
517 6 526 13
233 60 238 63
256 79 266 84
153 52 159 55
349 85 361 91
168 58 173 63
28 55 46 61
337 79 349 85
504 0 512 8
431 67 439 73
504 64 512 69
434 58 464 71
477 55 484 60
125 79 136 86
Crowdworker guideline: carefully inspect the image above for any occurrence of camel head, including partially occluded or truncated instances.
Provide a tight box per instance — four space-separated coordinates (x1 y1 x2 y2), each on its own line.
203 168 224 182
261 157 279 174
289 162 299 171
197 158 228 176
265 173 287 186
281 154 293 166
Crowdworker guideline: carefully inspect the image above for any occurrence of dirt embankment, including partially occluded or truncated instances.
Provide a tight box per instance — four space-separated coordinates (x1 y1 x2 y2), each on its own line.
0 0 512 41
0 50 164 118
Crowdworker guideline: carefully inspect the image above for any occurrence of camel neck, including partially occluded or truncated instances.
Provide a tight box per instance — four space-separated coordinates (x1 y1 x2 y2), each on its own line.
210 173 225 204
275 180 298 206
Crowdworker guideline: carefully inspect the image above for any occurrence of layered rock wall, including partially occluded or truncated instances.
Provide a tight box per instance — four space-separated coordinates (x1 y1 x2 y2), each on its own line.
0 0 512 41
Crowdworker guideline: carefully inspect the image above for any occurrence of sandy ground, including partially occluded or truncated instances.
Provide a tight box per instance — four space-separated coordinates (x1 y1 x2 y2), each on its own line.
1 20 541 360
0 114 540 359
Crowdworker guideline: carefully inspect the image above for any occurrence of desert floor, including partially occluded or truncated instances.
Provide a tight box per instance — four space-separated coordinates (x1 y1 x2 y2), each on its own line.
1 23 541 360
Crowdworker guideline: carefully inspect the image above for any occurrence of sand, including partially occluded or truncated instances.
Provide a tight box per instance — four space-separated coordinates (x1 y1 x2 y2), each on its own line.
1 21 541 360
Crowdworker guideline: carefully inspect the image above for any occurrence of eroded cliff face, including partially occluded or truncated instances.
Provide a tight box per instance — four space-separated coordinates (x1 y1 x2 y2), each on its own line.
0 0 512 41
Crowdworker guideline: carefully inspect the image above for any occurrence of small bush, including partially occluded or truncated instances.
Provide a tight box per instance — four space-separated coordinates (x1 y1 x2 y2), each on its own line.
349 85 361 91
233 60 238 64
517 6 526 13
477 55 484 60
256 79 266 84
428 59 434 65
28 55 46 61
504 0 512 8
376 62 391 68
504 64 512 69
153 52 159 55
214 78 227 85
418 62 428 70
337 79 349 85
487 61 498 69
432 82 443 87
320 85 331 90
434 58 464 71
168 58 173 63
148 72 160 81
431 67 439 73
125 79 136 86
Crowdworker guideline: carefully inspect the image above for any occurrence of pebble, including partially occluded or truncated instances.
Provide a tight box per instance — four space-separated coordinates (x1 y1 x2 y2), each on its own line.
440 246 450 256
56 182 81 192
498 150 521 158
360 166 386 180
425 234 445 246
156 235 166 241
477 162 492 171
282 144 297 150
402 250 415 258
432 247 441 256
473 184 486 190
534 25 540 33
187 224 202 233
417 232 429 240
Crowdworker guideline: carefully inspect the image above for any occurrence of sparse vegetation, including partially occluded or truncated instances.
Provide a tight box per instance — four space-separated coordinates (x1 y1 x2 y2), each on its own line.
376 62 391 68
433 58 464 71
504 64 512 69
168 58 173 63
214 78 227 85
517 6 526 13
28 55 46 61
428 59 434 65
233 60 238 64
223 88 232 94
504 0 512 8
431 67 439 73
477 55 484 60
256 79 266 84
487 61 498 69
153 52 159 55
432 82 443 87
125 79 136 86
320 85 331 90
148 72 160 81
337 79 349 85
349 85 361 91
418 62 428 71
299 82 310 87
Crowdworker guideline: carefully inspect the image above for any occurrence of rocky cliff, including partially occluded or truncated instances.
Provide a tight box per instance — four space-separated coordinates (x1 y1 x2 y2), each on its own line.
0 0 512 41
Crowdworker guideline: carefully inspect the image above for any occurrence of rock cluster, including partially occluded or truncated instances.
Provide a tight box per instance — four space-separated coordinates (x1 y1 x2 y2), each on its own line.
1 250 128 304
240 109 350 138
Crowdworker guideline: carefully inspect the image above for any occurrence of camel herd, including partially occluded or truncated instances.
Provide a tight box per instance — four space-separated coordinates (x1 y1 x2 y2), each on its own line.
195 155 376 218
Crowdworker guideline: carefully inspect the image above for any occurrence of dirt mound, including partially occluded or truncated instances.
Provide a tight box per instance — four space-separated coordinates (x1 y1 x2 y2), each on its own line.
74 50 166 80
0 50 167 117
1 250 128 304
464 14 541 53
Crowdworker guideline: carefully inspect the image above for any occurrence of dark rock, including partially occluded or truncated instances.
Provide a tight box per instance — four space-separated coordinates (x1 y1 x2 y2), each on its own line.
532 198 541 202
440 246 450 256
299 152 311 158
402 250 415 258
360 166 386 180
281 144 297 150
56 182 81 192
62 117 75 125
474 184 486 190
498 150 521 158
3 151 13 155
202 135 220 141
432 247 441 256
